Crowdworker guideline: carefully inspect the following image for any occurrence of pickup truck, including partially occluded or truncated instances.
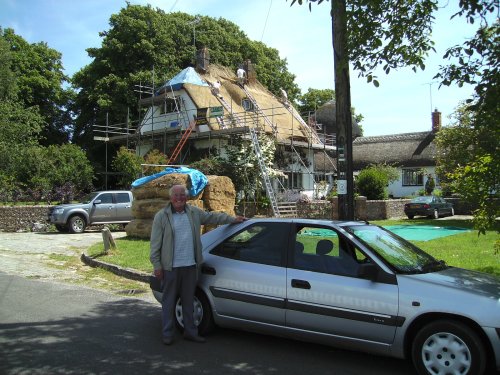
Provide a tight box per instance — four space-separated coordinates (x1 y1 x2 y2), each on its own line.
48 190 134 233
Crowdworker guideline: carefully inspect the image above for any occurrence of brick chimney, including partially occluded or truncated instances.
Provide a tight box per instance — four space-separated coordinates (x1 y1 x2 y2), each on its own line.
196 47 210 73
243 59 256 84
432 108 441 133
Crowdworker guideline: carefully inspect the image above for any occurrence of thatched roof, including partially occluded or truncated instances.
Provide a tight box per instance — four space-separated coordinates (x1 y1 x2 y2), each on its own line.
315 100 363 138
183 64 317 144
353 131 437 169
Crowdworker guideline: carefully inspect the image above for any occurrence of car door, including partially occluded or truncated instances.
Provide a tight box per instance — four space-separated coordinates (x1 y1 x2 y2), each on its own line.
91 192 116 222
203 221 290 326
114 192 132 221
286 223 400 344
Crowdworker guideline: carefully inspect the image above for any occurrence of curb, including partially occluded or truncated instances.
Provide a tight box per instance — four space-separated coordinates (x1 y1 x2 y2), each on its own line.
80 253 150 283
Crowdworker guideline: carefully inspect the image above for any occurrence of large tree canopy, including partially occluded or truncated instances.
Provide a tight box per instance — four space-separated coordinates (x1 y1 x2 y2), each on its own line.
1 28 73 145
72 4 301 149
434 1 499 234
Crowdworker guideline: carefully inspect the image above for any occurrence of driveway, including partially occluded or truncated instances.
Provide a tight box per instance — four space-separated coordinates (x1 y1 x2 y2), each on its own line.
0 230 127 279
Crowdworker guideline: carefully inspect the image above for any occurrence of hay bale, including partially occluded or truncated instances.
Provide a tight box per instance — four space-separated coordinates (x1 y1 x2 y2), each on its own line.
202 176 236 214
132 174 190 200
132 198 169 219
125 219 153 239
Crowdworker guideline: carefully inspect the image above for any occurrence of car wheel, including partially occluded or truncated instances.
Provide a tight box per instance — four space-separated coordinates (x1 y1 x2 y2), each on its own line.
433 209 439 219
55 224 68 232
175 289 215 335
68 215 86 233
412 320 486 375
407 214 414 219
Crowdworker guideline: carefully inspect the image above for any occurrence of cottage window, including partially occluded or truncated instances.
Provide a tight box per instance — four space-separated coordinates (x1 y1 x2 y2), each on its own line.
242 98 254 111
159 97 181 115
280 172 303 190
402 169 423 186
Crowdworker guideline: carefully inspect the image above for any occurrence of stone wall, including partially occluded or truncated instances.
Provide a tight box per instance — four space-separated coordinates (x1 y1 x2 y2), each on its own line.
0 198 475 232
0 205 51 232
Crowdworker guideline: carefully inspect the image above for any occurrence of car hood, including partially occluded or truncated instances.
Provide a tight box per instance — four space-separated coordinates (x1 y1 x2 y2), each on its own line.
408 266 500 300
53 203 90 209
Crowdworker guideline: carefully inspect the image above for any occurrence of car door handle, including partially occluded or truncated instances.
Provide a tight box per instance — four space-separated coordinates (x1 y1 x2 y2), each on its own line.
291 279 310 289
201 266 216 275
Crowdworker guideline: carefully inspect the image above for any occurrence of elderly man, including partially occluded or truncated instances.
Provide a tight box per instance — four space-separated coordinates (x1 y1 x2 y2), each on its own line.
150 184 246 345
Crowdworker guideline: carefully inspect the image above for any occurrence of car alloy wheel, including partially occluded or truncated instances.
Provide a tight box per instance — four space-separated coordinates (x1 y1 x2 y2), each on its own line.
412 320 486 375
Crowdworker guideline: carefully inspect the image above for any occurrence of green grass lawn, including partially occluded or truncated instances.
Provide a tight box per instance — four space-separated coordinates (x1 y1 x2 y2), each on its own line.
87 219 500 277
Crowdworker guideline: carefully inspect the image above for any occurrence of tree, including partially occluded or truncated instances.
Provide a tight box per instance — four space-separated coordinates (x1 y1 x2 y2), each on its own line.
1 28 74 145
434 2 499 234
72 4 300 151
297 88 334 113
291 0 437 219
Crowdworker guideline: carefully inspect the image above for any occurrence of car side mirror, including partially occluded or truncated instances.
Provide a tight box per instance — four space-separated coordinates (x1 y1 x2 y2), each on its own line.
93 199 102 205
358 263 378 281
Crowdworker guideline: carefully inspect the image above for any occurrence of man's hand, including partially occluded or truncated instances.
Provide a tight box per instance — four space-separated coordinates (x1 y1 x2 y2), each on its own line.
233 216 248 223
154 268 164 280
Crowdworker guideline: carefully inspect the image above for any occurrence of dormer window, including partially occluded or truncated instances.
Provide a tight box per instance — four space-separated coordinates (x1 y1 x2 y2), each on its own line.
159 97 181 115
242 98 254 111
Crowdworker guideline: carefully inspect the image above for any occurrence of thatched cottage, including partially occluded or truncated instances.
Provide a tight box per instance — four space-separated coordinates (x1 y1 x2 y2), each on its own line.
352 110 442 198
133 48 336 206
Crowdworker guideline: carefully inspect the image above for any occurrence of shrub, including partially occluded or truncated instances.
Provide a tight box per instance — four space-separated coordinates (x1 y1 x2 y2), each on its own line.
356 169 387 200
356 164 399 200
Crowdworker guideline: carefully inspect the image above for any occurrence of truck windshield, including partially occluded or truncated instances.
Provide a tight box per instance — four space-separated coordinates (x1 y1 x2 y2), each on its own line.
79 192 99 204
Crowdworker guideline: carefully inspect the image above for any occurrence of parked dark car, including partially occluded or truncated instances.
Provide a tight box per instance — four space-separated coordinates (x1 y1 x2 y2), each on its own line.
48 190 133 233
404 195 454 219
150 218 500 375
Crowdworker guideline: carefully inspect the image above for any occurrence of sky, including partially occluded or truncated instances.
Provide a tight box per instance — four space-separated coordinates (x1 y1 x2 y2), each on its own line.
0 0 484 136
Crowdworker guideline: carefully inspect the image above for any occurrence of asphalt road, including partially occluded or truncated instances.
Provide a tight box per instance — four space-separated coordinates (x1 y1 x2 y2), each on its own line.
0 272 416 375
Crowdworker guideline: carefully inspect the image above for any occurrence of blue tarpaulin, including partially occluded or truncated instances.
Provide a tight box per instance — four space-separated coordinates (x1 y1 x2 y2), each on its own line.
131 167 208 197
156 67 209 94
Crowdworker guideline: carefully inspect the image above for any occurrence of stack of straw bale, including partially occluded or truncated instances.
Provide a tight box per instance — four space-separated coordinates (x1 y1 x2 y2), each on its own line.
125 174 236 239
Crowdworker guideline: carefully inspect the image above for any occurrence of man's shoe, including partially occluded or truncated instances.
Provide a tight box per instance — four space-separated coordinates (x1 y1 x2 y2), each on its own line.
162 337 173 345
183 334 206 343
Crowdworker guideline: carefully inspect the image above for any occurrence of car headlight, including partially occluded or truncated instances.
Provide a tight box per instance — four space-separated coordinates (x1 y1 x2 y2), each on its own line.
53 208 64 215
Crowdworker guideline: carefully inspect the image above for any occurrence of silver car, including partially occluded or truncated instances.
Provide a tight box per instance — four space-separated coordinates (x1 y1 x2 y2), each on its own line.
150 218 500 375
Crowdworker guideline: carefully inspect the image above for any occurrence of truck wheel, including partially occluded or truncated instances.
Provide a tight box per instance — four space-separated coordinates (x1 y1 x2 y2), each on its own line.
69 215 86 233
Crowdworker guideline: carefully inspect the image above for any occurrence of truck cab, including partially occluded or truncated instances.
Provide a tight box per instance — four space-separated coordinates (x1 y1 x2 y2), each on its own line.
48 191 134 233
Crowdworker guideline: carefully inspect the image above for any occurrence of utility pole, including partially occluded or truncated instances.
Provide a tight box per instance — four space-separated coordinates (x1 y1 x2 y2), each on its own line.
332 0 354 220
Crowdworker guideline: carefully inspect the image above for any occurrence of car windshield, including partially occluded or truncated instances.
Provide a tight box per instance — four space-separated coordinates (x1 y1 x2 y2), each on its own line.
344 224 446 274
79 192 99 204
411 196 433 203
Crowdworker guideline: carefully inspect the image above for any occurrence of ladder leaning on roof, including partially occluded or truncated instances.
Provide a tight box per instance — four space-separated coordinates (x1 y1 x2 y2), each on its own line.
241 85 279 136
206 81 244 127
249 127 280 217
167 120 195 165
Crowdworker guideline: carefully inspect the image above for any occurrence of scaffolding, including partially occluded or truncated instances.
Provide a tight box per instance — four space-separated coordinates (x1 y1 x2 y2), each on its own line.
94 78 337 216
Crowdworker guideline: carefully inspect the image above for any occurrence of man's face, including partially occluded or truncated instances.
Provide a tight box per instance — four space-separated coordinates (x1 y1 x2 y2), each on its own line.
171 186 187 212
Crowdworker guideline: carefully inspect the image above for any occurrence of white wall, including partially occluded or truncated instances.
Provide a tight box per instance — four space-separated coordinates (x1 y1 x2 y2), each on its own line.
388 166 438 198
139 91 195 134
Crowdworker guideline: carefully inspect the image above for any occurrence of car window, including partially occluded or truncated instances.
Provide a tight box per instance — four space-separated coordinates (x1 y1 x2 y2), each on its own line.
210 222 289 266
115 193 130 203
293 226 363 277
97 193 113 204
